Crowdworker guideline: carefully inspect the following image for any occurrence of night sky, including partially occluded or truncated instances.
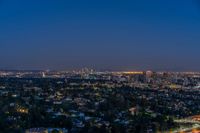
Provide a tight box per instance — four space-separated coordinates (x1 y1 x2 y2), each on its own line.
0 0 200 71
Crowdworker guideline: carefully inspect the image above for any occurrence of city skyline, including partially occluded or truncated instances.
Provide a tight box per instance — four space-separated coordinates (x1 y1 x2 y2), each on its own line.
1 0 200 71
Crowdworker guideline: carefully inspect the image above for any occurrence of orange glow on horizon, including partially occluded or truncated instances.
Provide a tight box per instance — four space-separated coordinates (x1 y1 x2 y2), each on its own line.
121 71 144 75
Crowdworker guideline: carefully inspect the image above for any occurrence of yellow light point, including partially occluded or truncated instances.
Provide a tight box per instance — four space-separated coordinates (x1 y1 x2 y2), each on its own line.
17 108 28 114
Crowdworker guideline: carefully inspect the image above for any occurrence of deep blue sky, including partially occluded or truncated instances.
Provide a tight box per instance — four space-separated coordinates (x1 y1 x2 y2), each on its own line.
0 0 200 71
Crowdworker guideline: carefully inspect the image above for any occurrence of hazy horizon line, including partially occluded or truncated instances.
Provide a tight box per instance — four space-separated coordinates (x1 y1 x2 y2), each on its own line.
0 68 200 73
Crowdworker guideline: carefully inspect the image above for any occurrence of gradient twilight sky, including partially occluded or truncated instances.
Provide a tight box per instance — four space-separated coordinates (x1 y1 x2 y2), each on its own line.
0 0 200 71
